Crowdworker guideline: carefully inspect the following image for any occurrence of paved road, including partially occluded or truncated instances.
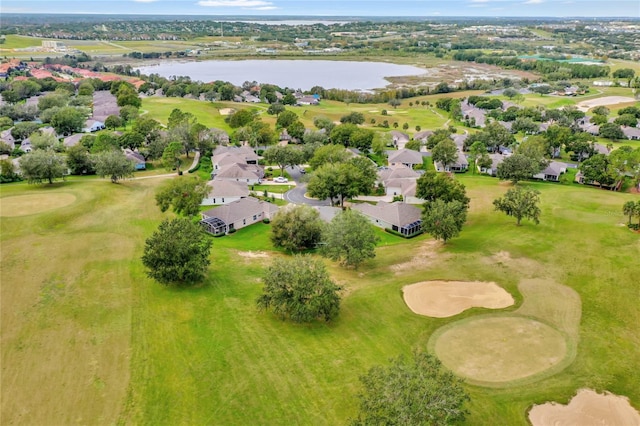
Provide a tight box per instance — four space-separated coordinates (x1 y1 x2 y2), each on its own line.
283 166 331 206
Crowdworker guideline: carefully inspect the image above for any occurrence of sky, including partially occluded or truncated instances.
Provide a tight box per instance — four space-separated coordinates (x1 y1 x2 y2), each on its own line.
1 0 639 17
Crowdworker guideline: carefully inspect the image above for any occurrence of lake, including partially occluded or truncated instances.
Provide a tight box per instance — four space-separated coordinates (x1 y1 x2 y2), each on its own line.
135 60 426 91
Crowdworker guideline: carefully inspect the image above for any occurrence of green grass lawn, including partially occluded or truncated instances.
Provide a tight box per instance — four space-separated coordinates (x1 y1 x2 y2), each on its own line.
142 97 236 130
251 184 294 194
1 170 639 424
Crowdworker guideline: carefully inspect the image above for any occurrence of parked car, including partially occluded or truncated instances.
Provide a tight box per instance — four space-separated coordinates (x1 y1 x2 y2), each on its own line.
273 176 289 183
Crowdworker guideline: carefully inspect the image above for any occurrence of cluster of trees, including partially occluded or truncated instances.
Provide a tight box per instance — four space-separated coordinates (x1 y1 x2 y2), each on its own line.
307 154 378 207
579 147 640 190
452 51 610 80
351 351 470 425
416 171 470 243
270 205 379 269
17 147 136 185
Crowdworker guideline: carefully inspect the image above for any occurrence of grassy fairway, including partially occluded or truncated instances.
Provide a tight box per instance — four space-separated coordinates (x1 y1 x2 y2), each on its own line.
142 97 238 130
2 173 639 425
0 178 168 424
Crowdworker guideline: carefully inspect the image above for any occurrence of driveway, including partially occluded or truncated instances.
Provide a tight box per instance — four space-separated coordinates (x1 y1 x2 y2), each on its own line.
283 166 331 206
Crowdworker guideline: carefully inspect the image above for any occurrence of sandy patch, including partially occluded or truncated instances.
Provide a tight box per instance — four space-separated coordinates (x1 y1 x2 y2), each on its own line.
236 251 269 259
403 281 514 318
391 240 447 274
434 316 567 384
218 108 234 116
577 96 637 112
368 110 379 113
0 193 76 217
529 389 640 426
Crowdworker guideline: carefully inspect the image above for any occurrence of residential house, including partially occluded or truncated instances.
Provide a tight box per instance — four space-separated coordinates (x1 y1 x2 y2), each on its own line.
479 153 507 176
279 129 292 143
353 201 422 237
377 164 421 203
213 163 264 184
208 128 230 145
622 126 640 140
20 139 33 153
388 149 424 169
313 206 342 223
498 121 514 133
200 197 279 235
390 131 410 149
297 96 319 106
202 180 250 206
63 133 84 148
83 119 105 133
0 129 15 150
435 151 469 173
124 149 146 170
212 146 259 164
533 161 567 182
452 133 468 150
461 101 486 127
577 118 600 136
414 130 434 143
39 126 58 138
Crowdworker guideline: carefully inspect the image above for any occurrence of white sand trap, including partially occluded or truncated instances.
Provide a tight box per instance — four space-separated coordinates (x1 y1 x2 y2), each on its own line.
529 389 640 426
219 108 234 116
402 281 514 318
577 96 636 112
237 251 269 259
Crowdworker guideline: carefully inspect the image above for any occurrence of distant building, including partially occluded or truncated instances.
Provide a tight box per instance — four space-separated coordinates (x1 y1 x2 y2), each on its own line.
42 40 65 50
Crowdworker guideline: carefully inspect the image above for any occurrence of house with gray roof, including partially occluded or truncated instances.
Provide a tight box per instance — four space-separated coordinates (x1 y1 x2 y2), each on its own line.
208 128 230 145
388 149 424 169
202 180 250 206
213 162 264 184
63 133 84 148
377 164 420 183
353 201 422 237
533 161 567 182
435 151 469 173
200 197 279 235
212 146 258 164
390 131 410 149
1 129 15 150
622 126 640 140
124 149 146 170
413 130 434 143
478 153 508 176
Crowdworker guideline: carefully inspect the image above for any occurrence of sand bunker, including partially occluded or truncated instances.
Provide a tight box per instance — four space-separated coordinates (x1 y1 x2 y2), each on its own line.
434 316 567 384
403 281 514 318
577 96 637 112
529 389 640 426
218 108 234 116
236 251 269 259
0 193 76 217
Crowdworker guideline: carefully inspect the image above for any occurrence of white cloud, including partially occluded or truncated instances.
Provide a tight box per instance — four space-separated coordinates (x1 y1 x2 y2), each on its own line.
523 0 544 3
247 5 278 9
197 0 273 7
133 0 158 3
470 0 490 3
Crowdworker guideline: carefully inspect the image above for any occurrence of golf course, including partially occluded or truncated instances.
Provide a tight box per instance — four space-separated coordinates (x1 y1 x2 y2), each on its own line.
1 170 639 424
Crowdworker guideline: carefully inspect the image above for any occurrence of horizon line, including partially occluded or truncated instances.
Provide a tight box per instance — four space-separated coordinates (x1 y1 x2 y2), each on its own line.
1 12 639 19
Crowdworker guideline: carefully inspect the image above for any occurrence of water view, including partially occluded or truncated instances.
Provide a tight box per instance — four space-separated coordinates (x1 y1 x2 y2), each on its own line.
135 60 426 91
